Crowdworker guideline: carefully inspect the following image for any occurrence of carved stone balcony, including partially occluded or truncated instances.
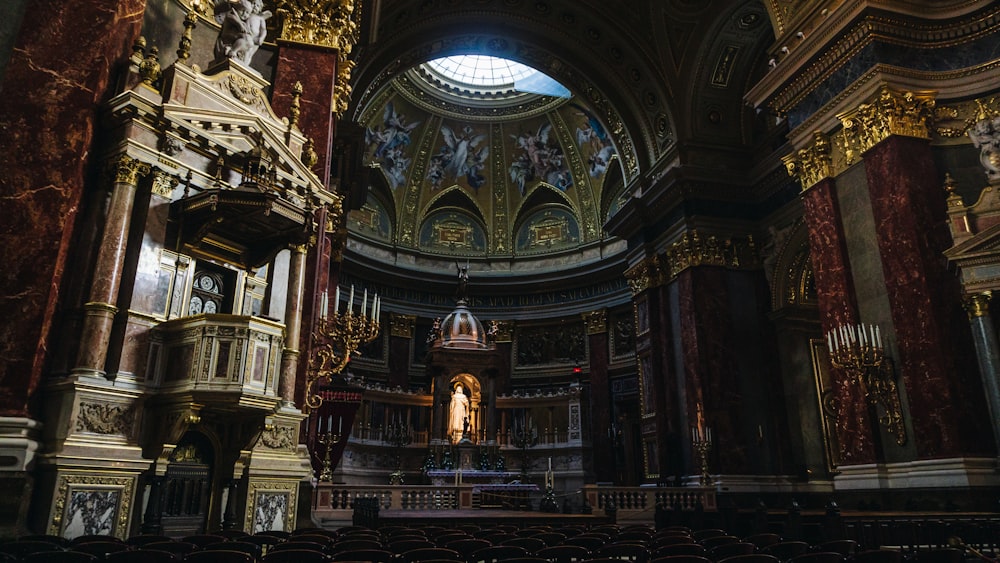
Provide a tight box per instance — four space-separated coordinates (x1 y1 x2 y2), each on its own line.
149 314 285 411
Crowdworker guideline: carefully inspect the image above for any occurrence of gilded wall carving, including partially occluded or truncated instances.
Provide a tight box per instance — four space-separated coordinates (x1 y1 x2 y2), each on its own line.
76 402 136 436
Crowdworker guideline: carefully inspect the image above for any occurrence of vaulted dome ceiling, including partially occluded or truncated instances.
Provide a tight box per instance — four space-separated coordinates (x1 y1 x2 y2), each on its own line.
347 55 626 265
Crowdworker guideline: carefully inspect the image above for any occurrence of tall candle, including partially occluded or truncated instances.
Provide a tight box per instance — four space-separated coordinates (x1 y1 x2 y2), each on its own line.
548 457 552 471
348 285 355 314
333 286 340 315
338 416 343 434
361 289 368 317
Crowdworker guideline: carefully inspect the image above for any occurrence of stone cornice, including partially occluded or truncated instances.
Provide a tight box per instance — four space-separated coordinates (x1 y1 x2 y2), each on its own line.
748 1 999 118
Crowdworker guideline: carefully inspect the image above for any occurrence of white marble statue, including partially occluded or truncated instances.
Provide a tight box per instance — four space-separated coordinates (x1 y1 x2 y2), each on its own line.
448 383 469 443
213 0 271 66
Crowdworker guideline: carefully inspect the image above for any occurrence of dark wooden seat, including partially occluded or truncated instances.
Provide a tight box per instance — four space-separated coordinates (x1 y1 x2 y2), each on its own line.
203 541 262 559
107 550 179 563
25 552 98 563
262 549 331 563
141 542 198 556
445 539 492 558
652 556 713 563
744 535 782 549
0 541 67 558
562 536 606 551
654 537 698 549
270 541 329 554
126 536 173 547
500 537 546 554
534 533 568 547
851 550 903 563
398 547 462 562
702 537 740 550
762 542 809 562
71 536 124 546
218 530 252 541
20 536 72 548
332 539 383 552
786 551 844 563
468 545 529 563
181 535 226 548
592 542 651 563
693 531 728 542
389 539 437 553
654 544 707 558
536 545 591 563
331 548 395 562
717 555 780 563
709 543 756 562
183 550 255 563
70 542 132 557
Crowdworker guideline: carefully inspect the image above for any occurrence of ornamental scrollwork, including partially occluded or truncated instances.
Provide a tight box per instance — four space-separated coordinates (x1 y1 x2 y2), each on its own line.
260 425 297 451
76 402 136 436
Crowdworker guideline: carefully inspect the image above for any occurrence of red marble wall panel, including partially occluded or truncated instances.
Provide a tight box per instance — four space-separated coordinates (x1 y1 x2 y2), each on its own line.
676 266 752 474
865 137 991 457
801 179 876 464
587 329 614 482
0 0 145 416
271 46 338 184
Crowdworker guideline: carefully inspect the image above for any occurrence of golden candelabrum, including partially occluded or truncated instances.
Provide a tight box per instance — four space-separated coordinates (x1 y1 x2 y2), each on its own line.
691 426 712 487
316 429 342 482
306 285 380 412
826 323 907 445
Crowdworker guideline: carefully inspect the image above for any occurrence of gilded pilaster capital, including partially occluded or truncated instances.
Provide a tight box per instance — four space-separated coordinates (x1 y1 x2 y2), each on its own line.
389 314 416 338
276 0 359 52
838 87 936 156
583 310 607 335
782 130 832 191
964 291 992 319
111 155 151 186
333 59 356 117
151 170 179 197
624 255 662 295
664 230 744 277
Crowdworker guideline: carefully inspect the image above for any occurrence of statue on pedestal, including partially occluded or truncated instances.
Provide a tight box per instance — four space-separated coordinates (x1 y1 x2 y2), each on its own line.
449 383 469 443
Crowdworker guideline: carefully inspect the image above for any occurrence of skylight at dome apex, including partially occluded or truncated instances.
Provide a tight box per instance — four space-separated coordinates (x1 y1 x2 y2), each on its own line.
424 55 571 98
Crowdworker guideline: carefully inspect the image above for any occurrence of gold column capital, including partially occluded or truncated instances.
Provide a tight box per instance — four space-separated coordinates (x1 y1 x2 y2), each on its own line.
389 313 416 338
111 155 151 186
583 310 607 335
838 86 936 156
964 291 993 318
782 130 832 191
624 255 663 295
151 169 179 197
276 0 358 53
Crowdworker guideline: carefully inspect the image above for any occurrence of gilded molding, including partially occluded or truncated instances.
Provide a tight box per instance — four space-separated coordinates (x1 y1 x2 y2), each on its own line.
112 155 151 186
389 313 416 338
964 291 992 318
583 310 607 335
782 130 833 191
333 59 355 118
837 87 936 155
151 170 179 197
664 231 744 278
276 0 359 53
76 402 135 436
624 255 662 295
244 479 298 533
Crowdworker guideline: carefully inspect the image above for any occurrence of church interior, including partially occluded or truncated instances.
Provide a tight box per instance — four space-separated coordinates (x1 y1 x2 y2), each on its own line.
3 0 1000 547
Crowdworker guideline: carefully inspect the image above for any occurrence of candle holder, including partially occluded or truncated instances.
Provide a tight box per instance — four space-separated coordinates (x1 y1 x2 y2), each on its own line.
511 423 539 481
316 430 341 482
385 420 412 485
305 287 380 412
691 427 712 486
826 322 906 445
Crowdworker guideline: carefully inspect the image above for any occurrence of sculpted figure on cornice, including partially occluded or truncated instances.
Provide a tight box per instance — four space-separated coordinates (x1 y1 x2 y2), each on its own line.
968 100 1000 182
213 0 272 66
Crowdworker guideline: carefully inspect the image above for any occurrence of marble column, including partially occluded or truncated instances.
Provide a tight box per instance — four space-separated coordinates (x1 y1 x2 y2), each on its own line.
280 245 308 407
0 0 145 414
801 178 876 464
584 310 614 482
73 155 150 379
864 134 988 457
964 292 1000 453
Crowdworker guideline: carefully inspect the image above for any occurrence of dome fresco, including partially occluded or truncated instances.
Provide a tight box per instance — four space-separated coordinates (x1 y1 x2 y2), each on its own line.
349 65 622 261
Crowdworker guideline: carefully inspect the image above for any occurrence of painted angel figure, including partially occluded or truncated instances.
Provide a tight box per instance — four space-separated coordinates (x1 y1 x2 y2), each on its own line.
213 0 271 66
440 125 487 182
